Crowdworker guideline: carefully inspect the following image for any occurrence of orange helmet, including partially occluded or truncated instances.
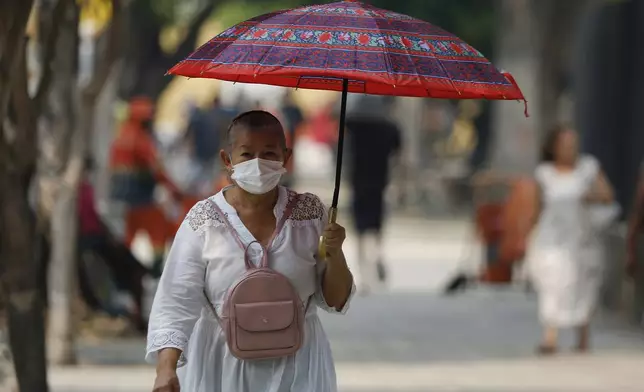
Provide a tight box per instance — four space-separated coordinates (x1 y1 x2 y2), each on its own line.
128 96 154 122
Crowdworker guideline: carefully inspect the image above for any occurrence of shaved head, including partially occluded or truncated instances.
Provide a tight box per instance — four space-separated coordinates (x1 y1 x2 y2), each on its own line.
226 110 287 151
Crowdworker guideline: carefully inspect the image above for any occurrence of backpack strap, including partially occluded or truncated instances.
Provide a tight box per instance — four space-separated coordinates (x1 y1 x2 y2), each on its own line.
205 192 299 270
260 193 299 268
206 199 244 249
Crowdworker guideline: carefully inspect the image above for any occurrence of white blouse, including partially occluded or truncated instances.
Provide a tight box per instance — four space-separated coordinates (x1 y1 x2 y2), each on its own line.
146 186 355 392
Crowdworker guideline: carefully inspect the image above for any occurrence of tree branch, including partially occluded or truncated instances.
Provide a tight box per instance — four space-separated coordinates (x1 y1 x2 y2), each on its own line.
82 0 123 98
0 0 34 124
11 39 38 171
165 0 216 68
34 0 69 112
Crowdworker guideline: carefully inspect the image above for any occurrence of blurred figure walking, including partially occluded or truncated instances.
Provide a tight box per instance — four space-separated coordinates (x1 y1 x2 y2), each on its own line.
626 163 644 323
108 97 183 277
279 91 305 187
345 96 401 294
525 125 618 354
78 157 149 332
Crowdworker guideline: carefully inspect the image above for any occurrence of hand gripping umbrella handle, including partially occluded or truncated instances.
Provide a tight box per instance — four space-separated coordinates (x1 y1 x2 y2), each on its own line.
317 207 338 261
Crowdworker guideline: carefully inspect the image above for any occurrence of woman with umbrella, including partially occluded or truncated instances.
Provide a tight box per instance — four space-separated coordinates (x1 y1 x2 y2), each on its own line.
146 1 524 390
148 111 354 391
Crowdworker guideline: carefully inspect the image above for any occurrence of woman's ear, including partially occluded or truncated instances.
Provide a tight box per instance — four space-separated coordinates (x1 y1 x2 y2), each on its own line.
283 148 293 166
220 149 232 170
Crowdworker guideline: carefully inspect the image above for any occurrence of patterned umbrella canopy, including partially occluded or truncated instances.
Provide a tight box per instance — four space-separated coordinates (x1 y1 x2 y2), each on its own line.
169 0 525 102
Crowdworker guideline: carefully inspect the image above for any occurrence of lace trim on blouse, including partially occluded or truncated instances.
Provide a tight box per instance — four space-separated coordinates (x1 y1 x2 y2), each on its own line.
185 190 326 233
185 198 226 235
146 329 189 367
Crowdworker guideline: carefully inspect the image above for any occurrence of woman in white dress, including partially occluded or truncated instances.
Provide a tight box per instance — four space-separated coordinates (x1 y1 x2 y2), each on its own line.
147 110 355 391
526 125 616 354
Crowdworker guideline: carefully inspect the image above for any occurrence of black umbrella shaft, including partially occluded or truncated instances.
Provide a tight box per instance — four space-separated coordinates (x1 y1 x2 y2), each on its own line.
331 79 349 209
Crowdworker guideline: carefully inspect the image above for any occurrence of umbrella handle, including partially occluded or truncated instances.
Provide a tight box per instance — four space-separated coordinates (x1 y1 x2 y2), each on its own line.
317 206 338 260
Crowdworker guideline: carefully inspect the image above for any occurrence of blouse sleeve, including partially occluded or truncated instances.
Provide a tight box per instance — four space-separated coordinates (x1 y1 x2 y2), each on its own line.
312 198 356 315
145 220 206 367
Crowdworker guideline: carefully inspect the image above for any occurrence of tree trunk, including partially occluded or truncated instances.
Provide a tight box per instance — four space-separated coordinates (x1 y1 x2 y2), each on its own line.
46 187 79 365
0 317 18 392
392 97 426 210
47 95 94 367
0 172 48 392
532 0 589 135
490 0 587 172
119 0 215 100
45 0 82 366
45 0 121 365
0 3 34 389
490 0 539 173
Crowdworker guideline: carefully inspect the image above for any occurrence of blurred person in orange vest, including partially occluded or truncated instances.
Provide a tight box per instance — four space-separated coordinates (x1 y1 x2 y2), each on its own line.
310 102 338 150
109 97 183 277
79 156 149 332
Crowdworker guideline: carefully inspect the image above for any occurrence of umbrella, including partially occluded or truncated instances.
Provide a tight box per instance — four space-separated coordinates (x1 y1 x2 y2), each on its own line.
168 0 526 256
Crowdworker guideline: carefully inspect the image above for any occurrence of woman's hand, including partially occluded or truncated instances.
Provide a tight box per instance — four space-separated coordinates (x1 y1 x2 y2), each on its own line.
321 221 353 310
323 223 346 257
585 170 614 204
152 368 180 392
153 348 182 391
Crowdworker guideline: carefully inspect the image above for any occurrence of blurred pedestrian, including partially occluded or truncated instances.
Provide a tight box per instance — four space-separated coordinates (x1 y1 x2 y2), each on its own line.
78 156 149 332
627 164 644 278
279 91 304 188
148 110 354 392
345 96 401 293
108 97 183 277
444 173 535 294
626 163 644 324
188 96 237 171
525 124 618 354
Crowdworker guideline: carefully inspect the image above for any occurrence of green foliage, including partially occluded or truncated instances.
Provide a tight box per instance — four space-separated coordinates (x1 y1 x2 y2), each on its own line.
214 0 301 29
131 0 212 26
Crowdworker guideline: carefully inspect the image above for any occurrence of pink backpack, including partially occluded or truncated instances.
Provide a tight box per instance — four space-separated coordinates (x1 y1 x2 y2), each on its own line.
204 196 309 360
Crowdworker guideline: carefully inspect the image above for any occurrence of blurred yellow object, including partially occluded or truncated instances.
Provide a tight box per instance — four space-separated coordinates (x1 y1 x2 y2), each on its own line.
78 0 113 35
446 118 477 156
444 101 479 157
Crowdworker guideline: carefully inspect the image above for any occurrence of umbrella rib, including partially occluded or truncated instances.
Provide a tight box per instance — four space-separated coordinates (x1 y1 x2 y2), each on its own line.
368 5 396 96
430 46 462 97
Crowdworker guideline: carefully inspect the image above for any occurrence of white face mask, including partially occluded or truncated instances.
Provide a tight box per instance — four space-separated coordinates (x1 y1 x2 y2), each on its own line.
230 158 286 195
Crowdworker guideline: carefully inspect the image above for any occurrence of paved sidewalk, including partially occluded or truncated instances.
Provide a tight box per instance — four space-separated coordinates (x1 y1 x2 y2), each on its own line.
50 351 644 392
61 290 644 392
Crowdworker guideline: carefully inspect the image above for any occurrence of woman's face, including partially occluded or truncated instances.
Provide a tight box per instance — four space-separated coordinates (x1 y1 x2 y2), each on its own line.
221 126 291 168
553 129 578 165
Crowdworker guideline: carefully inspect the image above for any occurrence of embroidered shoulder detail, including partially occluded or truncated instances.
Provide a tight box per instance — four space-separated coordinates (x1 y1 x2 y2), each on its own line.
184 198 226 233
288 191 326 222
